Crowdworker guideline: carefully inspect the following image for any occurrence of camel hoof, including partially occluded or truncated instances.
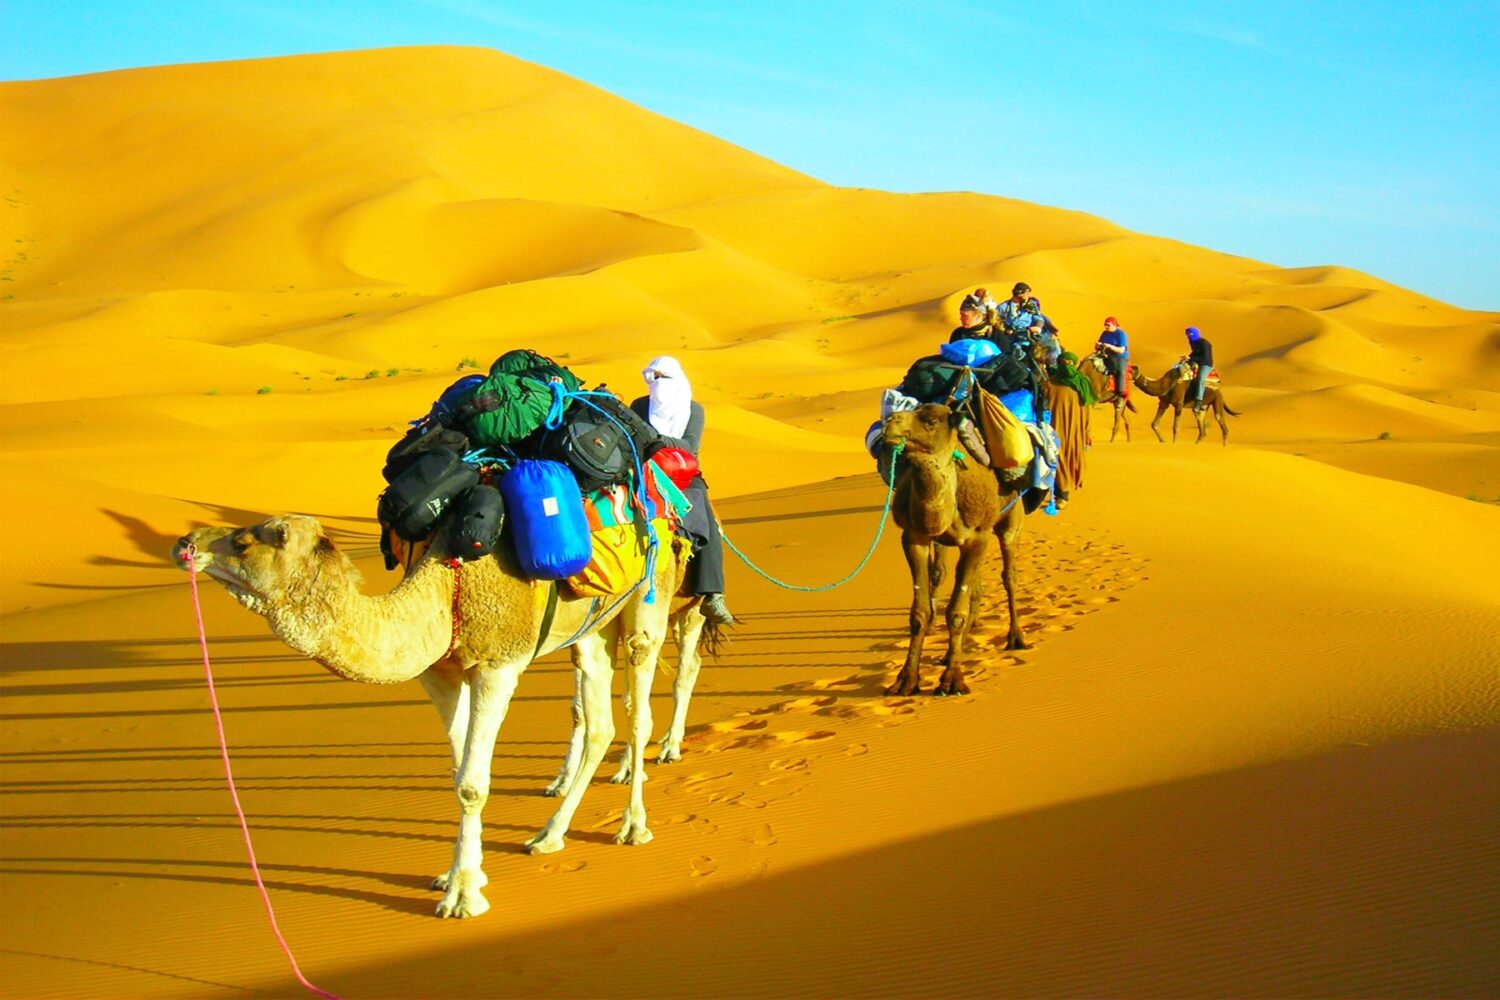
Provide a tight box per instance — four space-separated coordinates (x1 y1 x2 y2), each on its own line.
615 823 654 846
541 775 569 797
657 743 683 765
525 833 566 855
609 768 633 786
1005 635 1029 651
435 888 490 919
430 873 448 892
885 683 917 697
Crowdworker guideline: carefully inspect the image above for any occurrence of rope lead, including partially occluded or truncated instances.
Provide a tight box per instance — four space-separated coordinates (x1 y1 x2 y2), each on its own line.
721 442 903 593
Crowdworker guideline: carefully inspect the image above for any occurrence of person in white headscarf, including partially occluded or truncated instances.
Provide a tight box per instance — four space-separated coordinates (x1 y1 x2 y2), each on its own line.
633 356 733 625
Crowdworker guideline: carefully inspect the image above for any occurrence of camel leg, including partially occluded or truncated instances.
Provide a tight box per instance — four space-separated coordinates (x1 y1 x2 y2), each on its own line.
1150 400 1168 443
609 677 643 786
935 538 987 696
1194 407 1208 443
435 660 525 919
1109 402 1121 442
1170 405 1183 442
888 534 934 696
545 676 586 796
930 544 955 621
997 511 1028 651
526 624 619 855
658 604 707 765
1119 401 1131 442
616 616 668 846
419 664 470 775
420 666 471 892
1214 400 1230 445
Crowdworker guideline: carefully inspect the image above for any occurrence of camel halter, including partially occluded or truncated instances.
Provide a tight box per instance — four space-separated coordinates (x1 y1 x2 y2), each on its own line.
178 543 341 999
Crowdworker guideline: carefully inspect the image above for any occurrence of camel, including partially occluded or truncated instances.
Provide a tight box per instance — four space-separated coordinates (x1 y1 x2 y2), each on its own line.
880 403 1027 697
1129 362 1242 444
1079 352 1136 442
173 514 711 919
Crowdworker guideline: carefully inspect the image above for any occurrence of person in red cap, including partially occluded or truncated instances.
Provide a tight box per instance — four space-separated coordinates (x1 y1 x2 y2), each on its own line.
1094 317 1130 398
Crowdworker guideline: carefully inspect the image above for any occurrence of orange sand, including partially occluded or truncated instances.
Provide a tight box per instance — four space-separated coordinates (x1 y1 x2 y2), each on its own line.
2 47 1498 998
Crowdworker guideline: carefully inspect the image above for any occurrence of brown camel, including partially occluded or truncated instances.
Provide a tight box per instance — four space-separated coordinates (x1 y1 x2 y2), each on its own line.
1079 352 1136 441
1129 362 1242 444
174 514 710 919
881 403 1027 696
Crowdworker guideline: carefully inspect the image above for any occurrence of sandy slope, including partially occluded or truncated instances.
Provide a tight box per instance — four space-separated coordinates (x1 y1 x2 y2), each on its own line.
2 47 1499 997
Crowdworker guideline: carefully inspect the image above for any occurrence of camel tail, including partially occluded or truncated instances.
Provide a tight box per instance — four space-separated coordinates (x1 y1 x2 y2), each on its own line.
1125 398 1138 413
701 618 729 659
1224 402 1242 417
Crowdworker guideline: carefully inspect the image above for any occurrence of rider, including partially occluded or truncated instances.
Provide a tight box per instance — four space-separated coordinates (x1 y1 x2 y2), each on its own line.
632 356 734 626
1185 327 1215 414
1093 316 1129 398
996 281 1061 365
949 300 1000 346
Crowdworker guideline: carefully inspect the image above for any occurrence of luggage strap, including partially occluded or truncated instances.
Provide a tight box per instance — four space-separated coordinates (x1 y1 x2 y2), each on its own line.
532 580 561 660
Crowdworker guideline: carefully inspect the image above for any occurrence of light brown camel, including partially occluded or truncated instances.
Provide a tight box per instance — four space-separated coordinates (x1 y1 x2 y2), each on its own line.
174 514 709 919
881 403 1027 696
1129 362 1242 444
1079 352 1136 442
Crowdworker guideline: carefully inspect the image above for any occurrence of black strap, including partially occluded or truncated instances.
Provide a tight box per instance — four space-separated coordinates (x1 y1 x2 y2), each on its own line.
531 581 560 660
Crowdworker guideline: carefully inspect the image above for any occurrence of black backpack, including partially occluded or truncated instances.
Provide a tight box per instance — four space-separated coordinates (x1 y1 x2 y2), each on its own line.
382 421 471 483
377 448 479 542
538 387 661 493
448 484 505 560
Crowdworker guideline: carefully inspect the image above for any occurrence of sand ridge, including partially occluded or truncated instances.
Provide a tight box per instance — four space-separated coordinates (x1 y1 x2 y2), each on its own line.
2 46 1499 997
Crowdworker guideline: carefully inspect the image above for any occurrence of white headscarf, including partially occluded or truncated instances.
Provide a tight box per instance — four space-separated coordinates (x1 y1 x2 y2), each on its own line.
642 355 692 439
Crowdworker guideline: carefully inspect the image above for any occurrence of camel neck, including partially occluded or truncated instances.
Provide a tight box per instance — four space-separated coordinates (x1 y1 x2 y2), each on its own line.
267 554 453 685
904 450 958 535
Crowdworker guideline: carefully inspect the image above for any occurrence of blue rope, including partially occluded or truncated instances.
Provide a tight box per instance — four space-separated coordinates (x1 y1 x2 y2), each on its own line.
544 383 661 603
720 442 903 593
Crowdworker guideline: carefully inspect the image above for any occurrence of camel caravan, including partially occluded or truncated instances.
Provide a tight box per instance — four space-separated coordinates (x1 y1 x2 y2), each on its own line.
174 288 1239 919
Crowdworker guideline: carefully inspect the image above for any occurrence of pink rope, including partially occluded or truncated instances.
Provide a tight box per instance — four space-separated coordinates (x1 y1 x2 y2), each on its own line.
184 551 342 1000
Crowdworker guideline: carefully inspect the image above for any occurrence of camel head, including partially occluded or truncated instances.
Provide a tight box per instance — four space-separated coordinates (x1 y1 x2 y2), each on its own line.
883 403 959 457
173 515 355 617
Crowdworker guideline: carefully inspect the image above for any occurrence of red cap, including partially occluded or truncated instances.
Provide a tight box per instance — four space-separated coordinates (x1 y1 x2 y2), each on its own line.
1103 316 1118 325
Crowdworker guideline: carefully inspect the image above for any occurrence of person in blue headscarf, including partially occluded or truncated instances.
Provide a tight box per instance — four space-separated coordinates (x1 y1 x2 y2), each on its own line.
1184 327 1215 413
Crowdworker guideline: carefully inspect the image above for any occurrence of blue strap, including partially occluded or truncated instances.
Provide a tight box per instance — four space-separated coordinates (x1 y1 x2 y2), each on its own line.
544 383 660 603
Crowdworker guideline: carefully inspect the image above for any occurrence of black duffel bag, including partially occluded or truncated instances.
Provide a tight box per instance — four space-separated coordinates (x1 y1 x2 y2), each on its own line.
377 447 479 541
383 421 471 483
538 387 661 493
448 484 505 560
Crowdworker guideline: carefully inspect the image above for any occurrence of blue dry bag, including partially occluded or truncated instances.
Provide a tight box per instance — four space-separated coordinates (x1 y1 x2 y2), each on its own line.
940 338 1001 367
500 460 592 580
998 388 1036 424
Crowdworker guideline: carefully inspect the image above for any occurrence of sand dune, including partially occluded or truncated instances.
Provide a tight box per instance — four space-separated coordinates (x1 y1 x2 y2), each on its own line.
2 46 1498 997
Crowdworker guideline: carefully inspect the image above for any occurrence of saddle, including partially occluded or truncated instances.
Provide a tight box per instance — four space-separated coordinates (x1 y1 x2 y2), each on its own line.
1177 360 1221 385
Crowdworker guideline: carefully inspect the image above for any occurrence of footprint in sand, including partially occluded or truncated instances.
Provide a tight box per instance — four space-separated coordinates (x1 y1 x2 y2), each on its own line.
712 717 769 733
781 695 838 712
690 855 718 878
589 811 624 831
769 757 809 771
745 823 778 847
774 730 836 744
541 860 587 874
809 674 863 691
845 743 869 757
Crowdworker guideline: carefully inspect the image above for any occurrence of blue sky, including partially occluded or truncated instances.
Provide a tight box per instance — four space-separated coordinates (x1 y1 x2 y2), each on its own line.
4 1 1497 309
